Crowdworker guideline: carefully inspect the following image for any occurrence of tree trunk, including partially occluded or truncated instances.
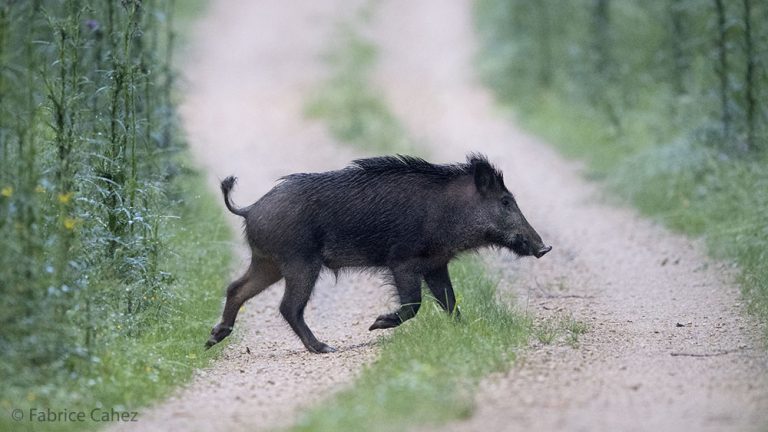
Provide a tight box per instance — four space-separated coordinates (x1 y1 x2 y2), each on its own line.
537 0 553 88
743 0 755 151
713 0 731 141
669 0 688 96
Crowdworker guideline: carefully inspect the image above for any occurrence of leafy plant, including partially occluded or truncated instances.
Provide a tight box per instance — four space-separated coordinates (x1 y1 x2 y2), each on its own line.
0 2 231 430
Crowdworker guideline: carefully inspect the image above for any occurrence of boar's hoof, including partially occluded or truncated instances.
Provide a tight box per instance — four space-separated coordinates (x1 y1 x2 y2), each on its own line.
308 343 337 354
368 313 402 331
205 324 233 349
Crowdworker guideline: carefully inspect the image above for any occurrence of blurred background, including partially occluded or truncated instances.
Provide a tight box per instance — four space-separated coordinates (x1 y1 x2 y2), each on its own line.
474 0 768 327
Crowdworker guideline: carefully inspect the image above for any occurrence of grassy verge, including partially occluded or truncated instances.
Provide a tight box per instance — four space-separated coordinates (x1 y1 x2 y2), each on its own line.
494 91 768 328
0 160 232 432
0 1 234 430
305 5 417 155
473 0 768 329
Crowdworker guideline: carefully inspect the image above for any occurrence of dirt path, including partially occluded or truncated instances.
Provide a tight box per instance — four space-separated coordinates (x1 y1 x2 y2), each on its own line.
369 1 768 431
112 1 389 431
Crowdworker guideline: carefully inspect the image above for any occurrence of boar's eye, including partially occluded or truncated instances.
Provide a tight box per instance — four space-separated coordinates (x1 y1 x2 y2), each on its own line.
501 197 512 207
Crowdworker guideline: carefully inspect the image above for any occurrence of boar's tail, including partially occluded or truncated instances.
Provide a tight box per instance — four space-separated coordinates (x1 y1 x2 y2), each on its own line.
220 176 249 218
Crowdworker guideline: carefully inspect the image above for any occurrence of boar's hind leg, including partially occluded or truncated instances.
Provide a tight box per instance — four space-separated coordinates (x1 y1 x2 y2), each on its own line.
279 260 335 354
206 258 282 348
424 265 459 318
369 270 422 331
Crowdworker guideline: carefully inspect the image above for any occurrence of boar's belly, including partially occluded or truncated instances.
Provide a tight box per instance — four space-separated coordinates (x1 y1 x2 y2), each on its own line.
319 241 389 269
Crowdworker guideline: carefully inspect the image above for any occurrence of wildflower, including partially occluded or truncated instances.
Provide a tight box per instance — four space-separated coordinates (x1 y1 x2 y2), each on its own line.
1 186 12 197
58 191 74 204
35 185 45 193
63 217 78 231
85 19 100 32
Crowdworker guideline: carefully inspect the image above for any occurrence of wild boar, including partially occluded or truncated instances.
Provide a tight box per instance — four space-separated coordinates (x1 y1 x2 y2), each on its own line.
206 154 551 353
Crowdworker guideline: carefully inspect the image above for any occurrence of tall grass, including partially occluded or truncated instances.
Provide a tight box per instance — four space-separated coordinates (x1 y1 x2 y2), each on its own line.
474 0 768 327
305 6 417 155
0 163 232 432
0 1 232 430
1 0 170 365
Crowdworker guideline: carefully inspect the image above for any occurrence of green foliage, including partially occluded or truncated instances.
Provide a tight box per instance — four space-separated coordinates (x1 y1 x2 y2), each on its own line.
305 7 417 154
0 164 232 432
291 258 532 432
0 1 232 429
1 0 172 362
475 0 768 151
475 0 768 325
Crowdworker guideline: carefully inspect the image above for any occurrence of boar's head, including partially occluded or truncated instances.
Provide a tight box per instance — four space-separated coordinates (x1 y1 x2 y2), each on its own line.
469 156 552 259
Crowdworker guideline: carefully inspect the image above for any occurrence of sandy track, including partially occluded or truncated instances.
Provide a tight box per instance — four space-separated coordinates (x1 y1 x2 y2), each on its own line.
369 1 768 431
111 1 389 431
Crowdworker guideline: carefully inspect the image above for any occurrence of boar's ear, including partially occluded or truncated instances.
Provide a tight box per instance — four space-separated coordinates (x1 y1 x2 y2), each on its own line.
472 160 499 196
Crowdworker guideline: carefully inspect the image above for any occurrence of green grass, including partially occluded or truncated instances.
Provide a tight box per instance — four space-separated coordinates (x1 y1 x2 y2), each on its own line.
0 161 233 432
0 1 236 429
502 90 768 329
305 6 418 155
473 0 768 332
534 313 589 347
292 258 531 432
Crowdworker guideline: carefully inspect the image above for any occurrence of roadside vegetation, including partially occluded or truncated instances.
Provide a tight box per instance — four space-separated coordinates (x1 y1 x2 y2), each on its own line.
305 6 416 155
0 1 230 430
297 9 584 431
474 0 768 327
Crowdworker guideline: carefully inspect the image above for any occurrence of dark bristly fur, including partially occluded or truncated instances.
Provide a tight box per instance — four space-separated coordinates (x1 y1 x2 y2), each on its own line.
206 153 551 354
349 154 502 180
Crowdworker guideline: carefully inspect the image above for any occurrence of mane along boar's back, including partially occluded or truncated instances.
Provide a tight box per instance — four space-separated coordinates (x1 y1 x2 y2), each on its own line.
207 153 551 353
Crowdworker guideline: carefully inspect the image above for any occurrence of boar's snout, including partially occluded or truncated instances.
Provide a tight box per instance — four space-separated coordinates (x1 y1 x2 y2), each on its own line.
534 245 552 258
508 232 551 258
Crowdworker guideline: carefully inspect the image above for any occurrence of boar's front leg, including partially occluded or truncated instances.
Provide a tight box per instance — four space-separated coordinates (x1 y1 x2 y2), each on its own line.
424 265 460 319
369 270 422 330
